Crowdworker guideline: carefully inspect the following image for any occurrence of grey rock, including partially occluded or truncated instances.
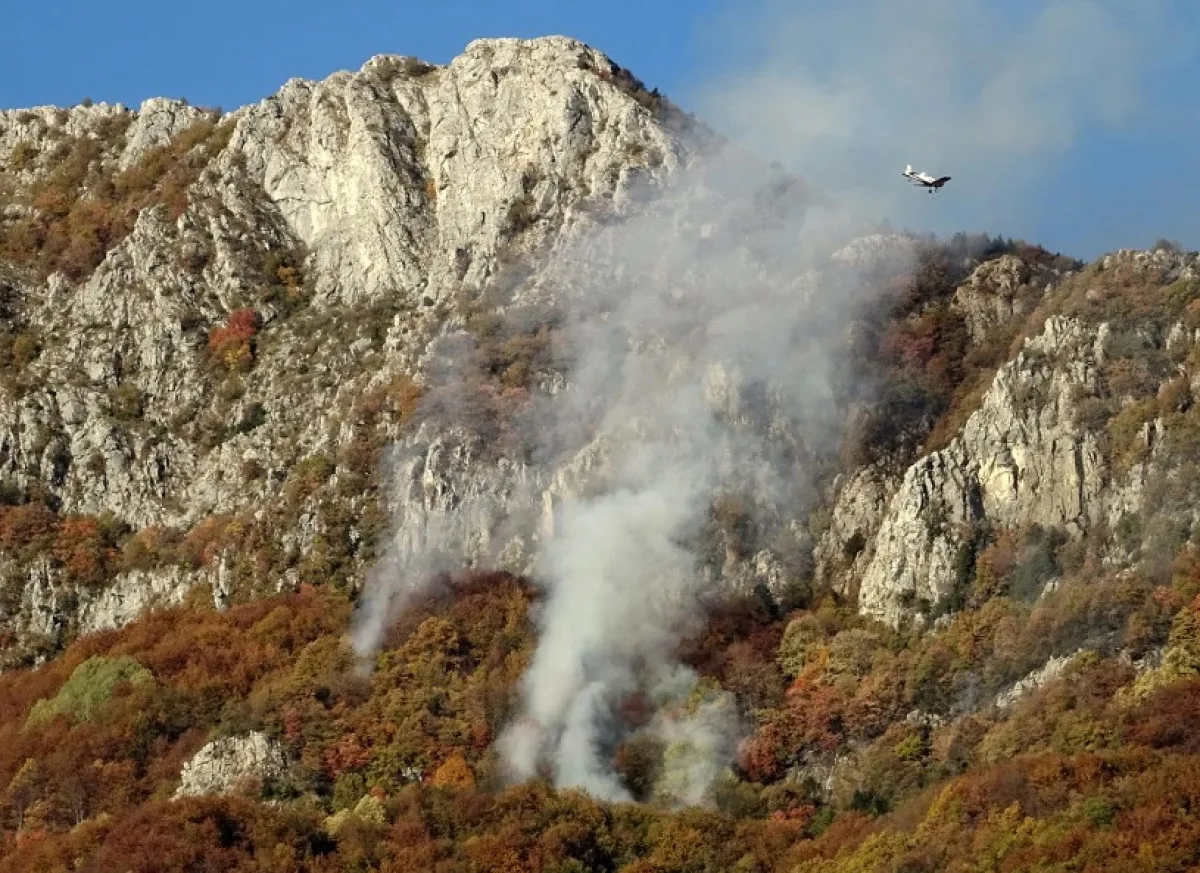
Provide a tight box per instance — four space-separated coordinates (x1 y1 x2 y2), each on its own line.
174 731 290 798
854 315 1107 627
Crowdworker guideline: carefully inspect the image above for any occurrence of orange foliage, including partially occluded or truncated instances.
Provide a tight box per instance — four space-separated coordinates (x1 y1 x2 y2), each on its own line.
739 723 785 783
1 117 230 282
324 735 374 781
430 754 475 790
207 307 261 371
0 504 122 586
0 503 57 559
178 514 235 568
52 515 115 586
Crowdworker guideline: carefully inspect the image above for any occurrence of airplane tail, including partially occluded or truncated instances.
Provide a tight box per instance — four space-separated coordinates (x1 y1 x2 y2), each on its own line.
904 164 913 174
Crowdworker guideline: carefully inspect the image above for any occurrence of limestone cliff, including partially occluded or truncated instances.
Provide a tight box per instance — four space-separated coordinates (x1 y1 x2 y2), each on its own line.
2 33 1198 667
821 247 1200 628
0 37 700 663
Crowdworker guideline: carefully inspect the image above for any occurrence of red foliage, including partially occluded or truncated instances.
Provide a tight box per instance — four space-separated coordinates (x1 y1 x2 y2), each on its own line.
0 503 58 559
738 723 785 783
324 734 374 780
779 677 849 753
207 308 261 371
880 318 937 367
53 515 115 586
178 515 233 568
0 504 121 585
677 596 787 695
1123 678 1200 754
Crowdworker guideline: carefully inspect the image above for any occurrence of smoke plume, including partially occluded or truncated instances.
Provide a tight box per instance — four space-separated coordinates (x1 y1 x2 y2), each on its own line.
353 0 1191 805
486 148 912 803
689 0 1196 253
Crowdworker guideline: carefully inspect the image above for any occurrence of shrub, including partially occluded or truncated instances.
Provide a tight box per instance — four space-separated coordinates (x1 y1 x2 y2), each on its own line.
107 383 144 420
208 308 261 372
53 514 121 586
257 247 309 312
7 142 38 171
235 402 266 434
25 655 152 727
0 115 231 282
430 755 475 790
777 615 823 678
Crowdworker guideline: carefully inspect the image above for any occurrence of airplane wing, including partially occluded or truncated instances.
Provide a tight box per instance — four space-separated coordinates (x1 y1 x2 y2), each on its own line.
934 176 951 185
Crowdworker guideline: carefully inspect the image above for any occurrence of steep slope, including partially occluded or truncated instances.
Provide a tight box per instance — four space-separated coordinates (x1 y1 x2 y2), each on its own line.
0 37 703 665
5 33 1200 873
821 246 1200 629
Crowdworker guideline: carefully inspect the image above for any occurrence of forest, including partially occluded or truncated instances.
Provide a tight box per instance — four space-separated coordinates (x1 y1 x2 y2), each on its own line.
3 95 1200 870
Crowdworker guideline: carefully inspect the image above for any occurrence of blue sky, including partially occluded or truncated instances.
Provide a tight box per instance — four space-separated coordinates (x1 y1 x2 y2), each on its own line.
2 0 1197 260
0 1 708 113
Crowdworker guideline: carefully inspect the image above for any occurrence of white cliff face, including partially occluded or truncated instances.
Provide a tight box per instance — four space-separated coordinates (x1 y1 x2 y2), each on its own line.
0 37 703 660
853 315 1107 626
118 98 210 169
374 423 542 579
174 732 290 798
1 36 683 527
2 557 226 666
950 254 1042 345
75 566 204 636
226 37 682 309
834 243 1200 629
813 464 897 592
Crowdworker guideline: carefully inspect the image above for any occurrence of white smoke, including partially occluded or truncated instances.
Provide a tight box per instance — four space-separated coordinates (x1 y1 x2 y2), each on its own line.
353 0 1191 804
489 151 912 803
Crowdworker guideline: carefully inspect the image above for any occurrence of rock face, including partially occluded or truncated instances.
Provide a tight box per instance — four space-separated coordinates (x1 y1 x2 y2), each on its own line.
0 36 702 661
174 732 290 798
850 314 1107 626
2 33 1197 663
821 247 1200 628
224 39 684 309
992 650 1084 712
950 254 1040 345
0 35 684 528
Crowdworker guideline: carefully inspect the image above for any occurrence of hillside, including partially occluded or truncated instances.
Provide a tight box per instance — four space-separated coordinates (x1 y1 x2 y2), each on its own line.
3 35 1200 872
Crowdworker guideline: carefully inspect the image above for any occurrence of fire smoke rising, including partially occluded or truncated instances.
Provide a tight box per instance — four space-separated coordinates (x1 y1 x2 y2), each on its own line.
490 151 907 804
352 0 1185 804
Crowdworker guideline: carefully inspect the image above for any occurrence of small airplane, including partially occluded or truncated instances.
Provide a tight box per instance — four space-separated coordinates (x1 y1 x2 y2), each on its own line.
903 164 951 193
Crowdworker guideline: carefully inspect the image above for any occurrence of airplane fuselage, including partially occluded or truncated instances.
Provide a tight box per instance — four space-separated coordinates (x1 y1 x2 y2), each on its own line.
903 166 951 192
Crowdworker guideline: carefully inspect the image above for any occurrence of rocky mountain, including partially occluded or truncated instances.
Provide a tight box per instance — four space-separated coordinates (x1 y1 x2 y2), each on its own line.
0 36 707 664
3 35 1200 873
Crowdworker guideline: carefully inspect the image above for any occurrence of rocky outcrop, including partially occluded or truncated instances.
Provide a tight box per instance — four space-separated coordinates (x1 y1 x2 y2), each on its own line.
813 464 897 593
224 37 683 309
76 566 206 635
2 559 226 667
831 262 1200 628
851 315 1108 626
950 254 1044 345
0 37 708 658
118 98 210 168
174 732 290 798
992 650 1084 711
374 423 542 579
0 35 687 527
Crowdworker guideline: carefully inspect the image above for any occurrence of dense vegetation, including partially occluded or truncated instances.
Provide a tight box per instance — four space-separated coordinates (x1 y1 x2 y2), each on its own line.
8 232 1200 869
2 552 1200 870
7 93 1200 870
